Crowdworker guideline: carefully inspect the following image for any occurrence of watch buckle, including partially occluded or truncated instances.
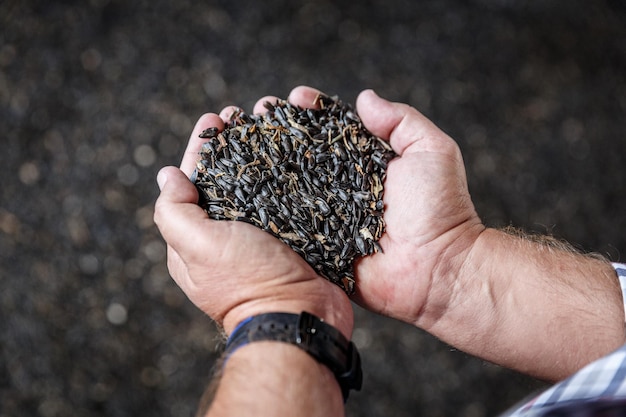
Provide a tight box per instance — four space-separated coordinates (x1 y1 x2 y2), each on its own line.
295 311 319 346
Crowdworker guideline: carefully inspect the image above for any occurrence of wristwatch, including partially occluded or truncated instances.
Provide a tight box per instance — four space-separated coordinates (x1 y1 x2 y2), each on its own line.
224 311 363 401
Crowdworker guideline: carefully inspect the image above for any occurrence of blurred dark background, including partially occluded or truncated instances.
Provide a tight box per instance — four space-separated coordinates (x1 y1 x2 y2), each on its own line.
2 1 626 416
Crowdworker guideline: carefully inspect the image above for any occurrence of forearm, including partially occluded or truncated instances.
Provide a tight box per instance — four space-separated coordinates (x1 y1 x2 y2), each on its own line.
427 227 625 382
205 342 345 417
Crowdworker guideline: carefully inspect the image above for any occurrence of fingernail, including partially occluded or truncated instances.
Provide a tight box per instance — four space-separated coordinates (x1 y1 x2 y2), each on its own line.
156 169 168 190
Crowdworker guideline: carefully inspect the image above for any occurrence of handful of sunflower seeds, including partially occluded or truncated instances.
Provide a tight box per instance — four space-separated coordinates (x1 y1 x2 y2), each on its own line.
192 94 395 294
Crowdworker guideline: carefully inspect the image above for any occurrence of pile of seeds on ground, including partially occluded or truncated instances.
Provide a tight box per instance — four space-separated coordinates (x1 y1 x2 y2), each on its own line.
192 94 396 294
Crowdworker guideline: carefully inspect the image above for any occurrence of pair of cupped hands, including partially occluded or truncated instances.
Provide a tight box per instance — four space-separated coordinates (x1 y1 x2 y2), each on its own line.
154 85 483 341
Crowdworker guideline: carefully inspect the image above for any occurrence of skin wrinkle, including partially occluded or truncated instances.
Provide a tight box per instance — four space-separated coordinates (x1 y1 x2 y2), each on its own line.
425 227 482 337
387 114 415 155
434 243 502 365
417 222 484 330
376 240 420 316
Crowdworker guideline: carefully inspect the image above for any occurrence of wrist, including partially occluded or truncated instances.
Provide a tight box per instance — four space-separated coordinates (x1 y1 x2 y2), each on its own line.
413 221 485 331
221 279 354 339
224 311 363 402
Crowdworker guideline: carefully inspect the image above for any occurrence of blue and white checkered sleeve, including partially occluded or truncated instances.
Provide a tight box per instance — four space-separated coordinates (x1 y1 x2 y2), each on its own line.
502 263 626 417
617 263 626 311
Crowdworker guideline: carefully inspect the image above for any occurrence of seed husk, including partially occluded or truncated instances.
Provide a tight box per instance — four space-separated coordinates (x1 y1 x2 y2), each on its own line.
193 93 396 294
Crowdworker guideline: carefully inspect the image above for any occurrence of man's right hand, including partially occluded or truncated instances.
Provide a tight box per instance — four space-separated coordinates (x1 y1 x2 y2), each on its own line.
287 86 485 328
288 86 625 382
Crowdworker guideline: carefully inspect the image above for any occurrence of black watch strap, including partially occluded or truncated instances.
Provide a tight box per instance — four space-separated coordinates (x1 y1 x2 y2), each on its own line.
224 311 363 401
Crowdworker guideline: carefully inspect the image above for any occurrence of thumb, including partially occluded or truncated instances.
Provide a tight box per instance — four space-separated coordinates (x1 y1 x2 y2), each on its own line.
156 166 200 205
153 166 209 257
356 89 457 156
